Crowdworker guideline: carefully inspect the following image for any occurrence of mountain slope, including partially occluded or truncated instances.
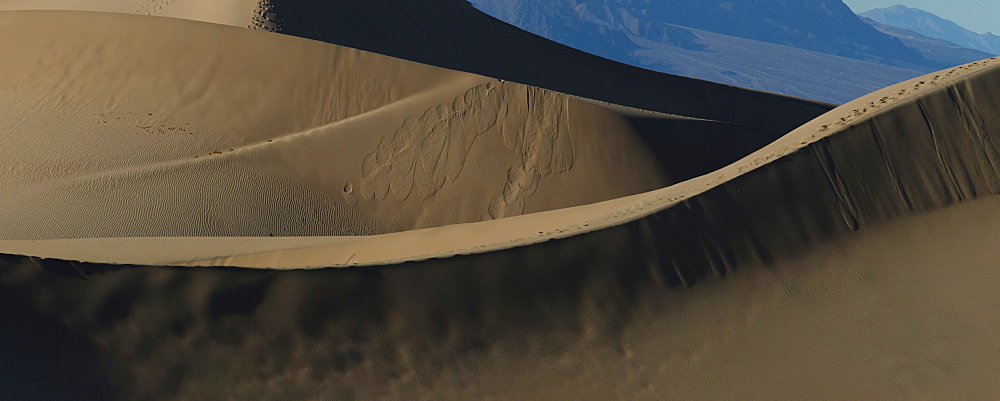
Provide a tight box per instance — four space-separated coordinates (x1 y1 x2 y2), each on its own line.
861 5 1000 55
625 25 923 104
471 0 941 103
472 0 932 68
860 16 996 67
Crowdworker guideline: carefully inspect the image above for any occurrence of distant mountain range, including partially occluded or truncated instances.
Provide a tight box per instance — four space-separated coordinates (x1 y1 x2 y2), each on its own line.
470 0 994 104
860 16 995 68
472 0 937 67
861 5 1000 56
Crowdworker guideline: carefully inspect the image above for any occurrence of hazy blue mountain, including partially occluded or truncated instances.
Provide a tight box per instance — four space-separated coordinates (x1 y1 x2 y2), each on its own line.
624 24 923 104
472 0 936 68
861 17 995 67
469 0 936 103
861 5 1000 56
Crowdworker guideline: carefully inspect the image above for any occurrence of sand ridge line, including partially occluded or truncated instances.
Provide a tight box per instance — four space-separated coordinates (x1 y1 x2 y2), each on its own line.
21 76 478 190
674 57 1000 195
812 57 999 137
170 190 665 269
575 94 786 134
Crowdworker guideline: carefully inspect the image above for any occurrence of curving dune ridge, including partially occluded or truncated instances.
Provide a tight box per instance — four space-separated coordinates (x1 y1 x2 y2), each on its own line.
0 3 998 401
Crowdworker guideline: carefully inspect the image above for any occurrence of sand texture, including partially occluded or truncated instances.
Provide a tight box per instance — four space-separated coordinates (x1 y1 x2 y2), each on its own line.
0 4 998 401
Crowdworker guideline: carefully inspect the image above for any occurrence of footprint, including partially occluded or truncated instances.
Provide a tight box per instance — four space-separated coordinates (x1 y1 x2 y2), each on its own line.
488 85 574 219
250 0 284 32
341 182 358 207
357 81 506 202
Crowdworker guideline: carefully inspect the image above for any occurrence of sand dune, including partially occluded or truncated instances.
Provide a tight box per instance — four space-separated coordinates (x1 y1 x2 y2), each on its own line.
0 11 675 239
0 0 834 134
0 4 998 401
0 10 821 243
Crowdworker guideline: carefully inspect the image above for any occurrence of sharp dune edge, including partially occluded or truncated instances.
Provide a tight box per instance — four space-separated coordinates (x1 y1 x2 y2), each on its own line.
0 5 998 401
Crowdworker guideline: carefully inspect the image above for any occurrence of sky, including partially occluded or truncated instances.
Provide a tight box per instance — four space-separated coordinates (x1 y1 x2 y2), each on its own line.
843 0 1000 35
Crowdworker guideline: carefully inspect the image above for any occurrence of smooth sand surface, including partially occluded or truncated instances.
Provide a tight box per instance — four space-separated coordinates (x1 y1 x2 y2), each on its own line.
0 5 998 401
